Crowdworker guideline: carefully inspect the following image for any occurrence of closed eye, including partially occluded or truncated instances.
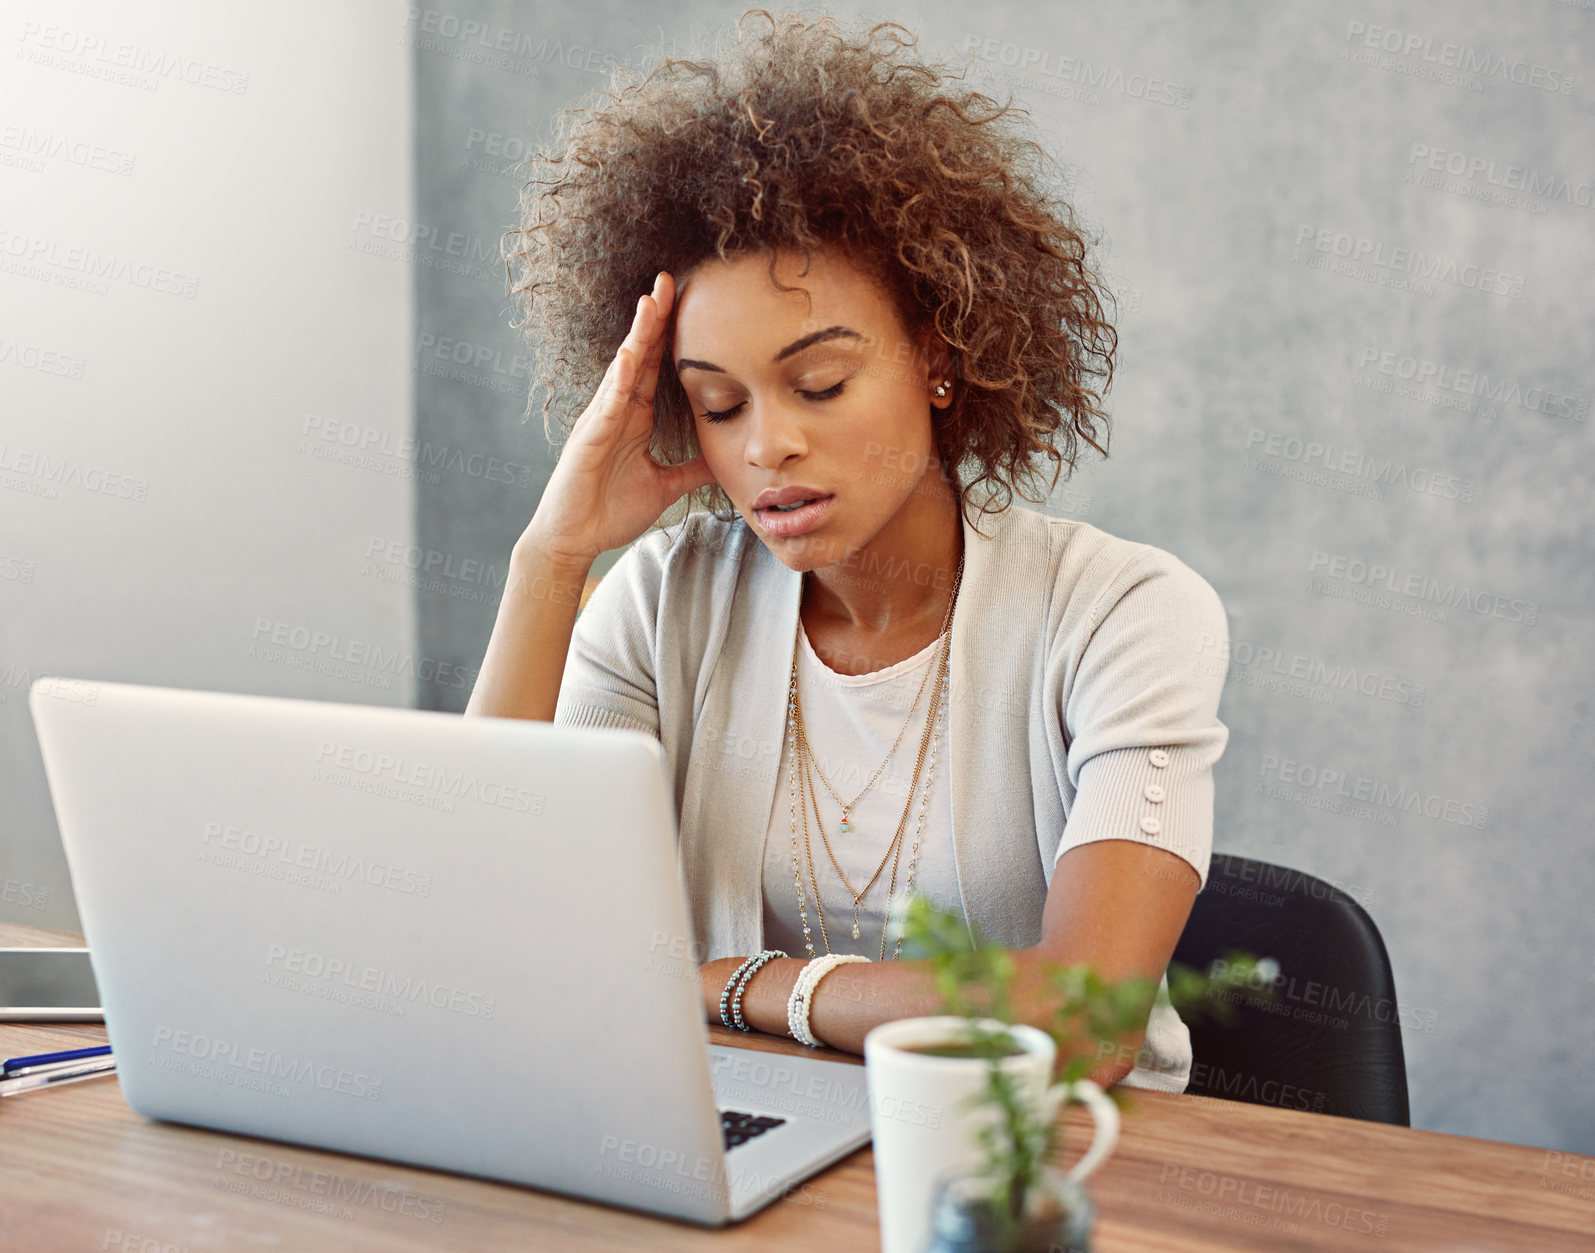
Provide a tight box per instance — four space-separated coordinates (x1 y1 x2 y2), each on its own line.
701 380 847 424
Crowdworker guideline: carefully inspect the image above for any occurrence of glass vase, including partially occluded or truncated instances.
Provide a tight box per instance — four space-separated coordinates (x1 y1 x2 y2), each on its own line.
923 1166 1095 1253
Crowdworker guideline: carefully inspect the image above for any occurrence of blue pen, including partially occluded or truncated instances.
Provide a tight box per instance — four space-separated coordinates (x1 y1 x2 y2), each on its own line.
0 1056 116 1096
2 1045 113 1078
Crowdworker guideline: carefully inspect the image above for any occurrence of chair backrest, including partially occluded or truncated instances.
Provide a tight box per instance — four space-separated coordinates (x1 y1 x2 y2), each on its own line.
1170 853 1411 1126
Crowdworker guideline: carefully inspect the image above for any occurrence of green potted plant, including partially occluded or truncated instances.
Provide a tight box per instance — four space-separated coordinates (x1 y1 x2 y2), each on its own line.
868 895 1275 1253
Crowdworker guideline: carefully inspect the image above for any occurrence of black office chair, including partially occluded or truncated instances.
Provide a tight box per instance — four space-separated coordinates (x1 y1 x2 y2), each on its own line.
1169 853 1411 1126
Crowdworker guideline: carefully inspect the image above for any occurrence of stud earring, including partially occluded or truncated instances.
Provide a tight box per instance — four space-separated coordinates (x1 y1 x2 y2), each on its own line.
934 380 950 397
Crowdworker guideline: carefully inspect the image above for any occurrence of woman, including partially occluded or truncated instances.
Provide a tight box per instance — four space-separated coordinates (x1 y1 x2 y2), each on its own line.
466 11 1228 1091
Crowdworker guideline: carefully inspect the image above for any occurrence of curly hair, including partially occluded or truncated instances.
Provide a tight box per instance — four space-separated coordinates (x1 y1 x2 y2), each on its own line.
503 8 1117 532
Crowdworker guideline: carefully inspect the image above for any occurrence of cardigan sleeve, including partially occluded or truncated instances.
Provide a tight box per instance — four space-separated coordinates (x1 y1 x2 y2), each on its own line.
1053 547 1230 890
551 532 669 739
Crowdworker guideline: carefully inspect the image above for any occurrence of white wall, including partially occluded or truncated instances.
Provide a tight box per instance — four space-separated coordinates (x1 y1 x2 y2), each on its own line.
0 1 416 929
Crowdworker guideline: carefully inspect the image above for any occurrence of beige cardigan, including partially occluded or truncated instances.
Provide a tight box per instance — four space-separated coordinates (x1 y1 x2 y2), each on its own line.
554 503 1230 1090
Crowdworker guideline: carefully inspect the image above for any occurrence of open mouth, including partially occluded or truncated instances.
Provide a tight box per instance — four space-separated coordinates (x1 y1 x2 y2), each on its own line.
753 494 836 537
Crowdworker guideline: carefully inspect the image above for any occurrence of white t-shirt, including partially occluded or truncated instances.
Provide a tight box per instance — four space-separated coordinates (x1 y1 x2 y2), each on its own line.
760 621 962 960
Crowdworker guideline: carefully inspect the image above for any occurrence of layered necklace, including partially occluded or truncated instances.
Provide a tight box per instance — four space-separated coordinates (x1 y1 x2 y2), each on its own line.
785 550 965 961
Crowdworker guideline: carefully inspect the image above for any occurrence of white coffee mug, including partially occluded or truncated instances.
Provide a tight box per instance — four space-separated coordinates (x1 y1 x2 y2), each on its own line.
864 1016 1120 1253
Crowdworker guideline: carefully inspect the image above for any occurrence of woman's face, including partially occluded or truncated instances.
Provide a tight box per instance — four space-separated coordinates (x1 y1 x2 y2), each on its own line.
669 247 951 574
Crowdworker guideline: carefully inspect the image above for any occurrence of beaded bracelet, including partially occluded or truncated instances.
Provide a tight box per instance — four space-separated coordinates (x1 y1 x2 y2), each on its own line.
729 949 788 1033
718 953 764 1029
787 954 870 1048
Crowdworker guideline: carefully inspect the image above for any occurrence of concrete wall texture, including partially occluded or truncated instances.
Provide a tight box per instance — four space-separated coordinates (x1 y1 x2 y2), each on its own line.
409 1 1594 1153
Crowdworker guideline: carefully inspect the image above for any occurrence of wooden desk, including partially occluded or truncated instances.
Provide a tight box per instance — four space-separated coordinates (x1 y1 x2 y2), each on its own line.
1 922 1589 1252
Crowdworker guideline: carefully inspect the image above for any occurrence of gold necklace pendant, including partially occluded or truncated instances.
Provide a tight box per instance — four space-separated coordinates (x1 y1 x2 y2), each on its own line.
839 806 852 835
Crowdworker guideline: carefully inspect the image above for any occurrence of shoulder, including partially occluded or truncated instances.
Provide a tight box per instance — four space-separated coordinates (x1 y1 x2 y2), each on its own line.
1038 518 1232 754
993 508 1225 648
608 511 759 587
574 513 760 669
584 513 765 640
978 504 1166 589
1081 529 1225 636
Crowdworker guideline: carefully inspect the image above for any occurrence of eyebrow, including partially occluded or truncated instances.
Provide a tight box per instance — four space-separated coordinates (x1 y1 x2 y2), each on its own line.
674 325 863 375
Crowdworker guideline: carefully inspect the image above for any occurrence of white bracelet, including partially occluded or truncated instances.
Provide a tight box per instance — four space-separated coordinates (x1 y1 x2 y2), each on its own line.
786 954 870 1048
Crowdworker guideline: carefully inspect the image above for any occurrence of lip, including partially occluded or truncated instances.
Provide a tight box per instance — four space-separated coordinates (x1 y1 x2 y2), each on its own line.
754 484 829 510
754 493 835 538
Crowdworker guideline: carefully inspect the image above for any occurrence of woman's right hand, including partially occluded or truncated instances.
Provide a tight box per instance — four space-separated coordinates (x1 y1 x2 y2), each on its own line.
522 270 716 568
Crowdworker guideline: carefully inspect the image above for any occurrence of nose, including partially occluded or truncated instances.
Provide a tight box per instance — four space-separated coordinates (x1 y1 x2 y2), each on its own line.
742 398 808 470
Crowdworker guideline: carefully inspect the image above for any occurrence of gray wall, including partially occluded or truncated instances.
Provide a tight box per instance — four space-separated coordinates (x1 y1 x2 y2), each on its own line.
1 3 416 921
413 1 1595 1155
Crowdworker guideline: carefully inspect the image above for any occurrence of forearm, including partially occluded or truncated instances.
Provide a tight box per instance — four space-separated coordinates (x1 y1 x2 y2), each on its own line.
1008 948 1143 1089
700 949 1141 1088
700 956 943 1054
463 541 591 722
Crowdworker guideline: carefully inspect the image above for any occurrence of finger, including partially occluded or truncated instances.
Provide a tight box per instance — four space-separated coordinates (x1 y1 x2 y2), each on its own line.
635 272 673 401
618 276 671 407
581 292 655 443
614 288 653 379
577 346 632 442
578 352 618 431
611 293 658 410
656 453 717 502
605 344 638 418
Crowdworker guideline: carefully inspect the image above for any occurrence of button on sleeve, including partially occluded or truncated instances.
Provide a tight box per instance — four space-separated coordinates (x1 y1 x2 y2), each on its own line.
1051 548 1231 890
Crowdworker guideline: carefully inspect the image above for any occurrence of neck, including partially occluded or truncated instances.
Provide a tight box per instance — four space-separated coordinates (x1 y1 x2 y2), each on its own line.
802 477 964 635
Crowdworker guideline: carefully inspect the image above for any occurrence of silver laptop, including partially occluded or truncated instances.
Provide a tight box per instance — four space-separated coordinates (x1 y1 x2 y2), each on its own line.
28 676 871 1225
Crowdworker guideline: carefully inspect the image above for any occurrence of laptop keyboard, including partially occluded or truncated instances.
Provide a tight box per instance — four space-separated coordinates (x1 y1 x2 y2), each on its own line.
719 1109 786 1151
